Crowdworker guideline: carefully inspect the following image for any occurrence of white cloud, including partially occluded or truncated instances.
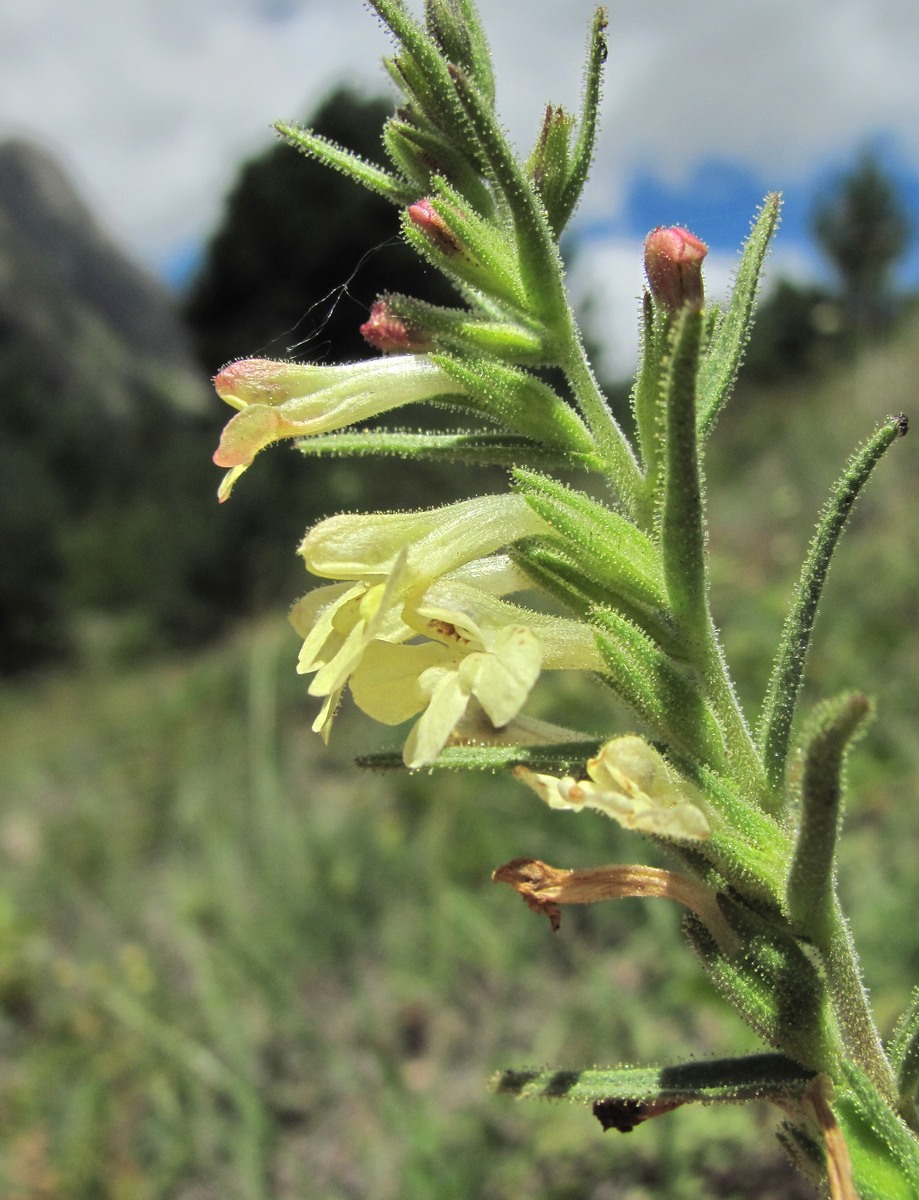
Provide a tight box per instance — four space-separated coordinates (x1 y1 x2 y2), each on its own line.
1 0 916 275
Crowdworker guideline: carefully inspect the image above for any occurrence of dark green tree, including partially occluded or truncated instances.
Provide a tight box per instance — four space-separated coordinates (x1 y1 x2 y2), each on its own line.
812 152 911 333
743 279 841 382
185 87 452 372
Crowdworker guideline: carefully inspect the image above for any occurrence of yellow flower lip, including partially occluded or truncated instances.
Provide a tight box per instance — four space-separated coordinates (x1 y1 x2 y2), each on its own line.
514 735 711 841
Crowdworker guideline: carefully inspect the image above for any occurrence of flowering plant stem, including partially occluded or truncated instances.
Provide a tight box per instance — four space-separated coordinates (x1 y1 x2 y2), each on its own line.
559 319 645 512
211 3 916 1195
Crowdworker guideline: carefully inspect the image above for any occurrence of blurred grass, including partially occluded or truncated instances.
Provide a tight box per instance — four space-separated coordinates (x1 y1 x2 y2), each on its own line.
2 316 919 1198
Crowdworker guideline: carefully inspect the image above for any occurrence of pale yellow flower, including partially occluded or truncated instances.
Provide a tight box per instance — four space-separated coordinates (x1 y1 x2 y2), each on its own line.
289 563 414 740
349 605 542 768
514 735 710 840
348 583 605 767
289 496 550 740
213 354 468 500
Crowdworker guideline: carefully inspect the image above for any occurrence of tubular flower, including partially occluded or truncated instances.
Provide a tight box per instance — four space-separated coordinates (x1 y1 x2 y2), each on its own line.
299 494 546 583
212 354 468 500
290 496 550 740
514 735 711 840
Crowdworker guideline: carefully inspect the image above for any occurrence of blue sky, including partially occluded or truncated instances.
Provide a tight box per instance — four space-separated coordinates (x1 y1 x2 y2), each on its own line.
2 0 919 372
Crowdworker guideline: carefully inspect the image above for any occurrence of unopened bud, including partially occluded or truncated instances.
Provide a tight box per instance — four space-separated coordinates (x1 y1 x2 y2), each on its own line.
528 105 574 191
644 226 708 313
360 299 431 353
407 198 462 256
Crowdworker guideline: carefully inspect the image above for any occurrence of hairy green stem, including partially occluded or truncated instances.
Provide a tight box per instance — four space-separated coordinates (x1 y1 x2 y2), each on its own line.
561 328 646 520
700 628 769 803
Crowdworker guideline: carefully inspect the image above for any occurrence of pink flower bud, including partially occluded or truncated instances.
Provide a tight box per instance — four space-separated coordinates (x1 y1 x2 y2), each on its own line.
407 198 461 256
644 226 708 313
360 299 431 353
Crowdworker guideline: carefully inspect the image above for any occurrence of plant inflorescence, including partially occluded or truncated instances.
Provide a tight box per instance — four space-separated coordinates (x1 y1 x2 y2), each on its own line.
211 4 916 1195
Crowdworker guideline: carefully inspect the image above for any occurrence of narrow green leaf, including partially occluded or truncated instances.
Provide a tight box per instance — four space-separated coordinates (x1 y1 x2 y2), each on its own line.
434 354 596 453
428 175 520 275
295 430 601 471
774 1122 826 1191
889 988 919 1131
447 65 570 327
591 606 726 769
424 0 495 104
659 306 708 637
274 123 414 206
556 6 608 229
511 535 682 653
369 0 480 157
382 119 433 191
401 182 527 312
491 1053 814 1109
509 536 600 618
356 741 600 773
667 759 790 905
382 117 494 215
630 290 666 485
833 1061 919 1200
513 468 667 612
757 414 908 797
786 693 872 947
525 105 575 235
823 917 897 1105
697 194 781 441
381 293 549 363
685 905 839 1073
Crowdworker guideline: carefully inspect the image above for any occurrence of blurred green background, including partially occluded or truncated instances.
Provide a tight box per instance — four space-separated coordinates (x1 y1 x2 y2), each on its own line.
1 91 917 1199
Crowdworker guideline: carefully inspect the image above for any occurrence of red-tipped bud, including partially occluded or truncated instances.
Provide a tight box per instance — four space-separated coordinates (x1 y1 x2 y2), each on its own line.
644 226 708 314
407 198 462 256
360 299 431 354
529 105 574 190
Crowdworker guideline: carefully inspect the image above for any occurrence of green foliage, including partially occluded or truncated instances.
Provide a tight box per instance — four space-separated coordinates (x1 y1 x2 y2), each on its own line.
213 8 919 1189
696 194 781 443
757 414 907 798
492 1053 815 1109
513 467 668 616
834 1062 919 1199
786 692 873 947
889 988 919 1130
686 903 839 1073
